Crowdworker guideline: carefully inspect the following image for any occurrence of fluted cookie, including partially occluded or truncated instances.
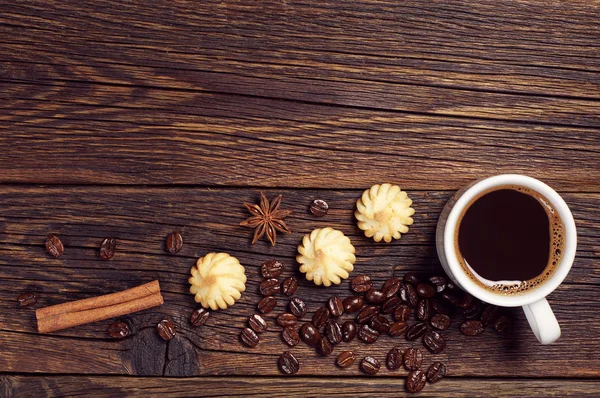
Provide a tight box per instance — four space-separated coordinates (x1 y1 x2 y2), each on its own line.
189 252 246 310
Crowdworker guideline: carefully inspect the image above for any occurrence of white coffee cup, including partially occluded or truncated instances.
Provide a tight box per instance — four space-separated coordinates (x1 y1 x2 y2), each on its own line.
436 174 576 344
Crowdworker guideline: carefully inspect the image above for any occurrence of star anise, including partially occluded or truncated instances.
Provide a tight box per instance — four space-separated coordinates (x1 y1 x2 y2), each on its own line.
240 192 292 246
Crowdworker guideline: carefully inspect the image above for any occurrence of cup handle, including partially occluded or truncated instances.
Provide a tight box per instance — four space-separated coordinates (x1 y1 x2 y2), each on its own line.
522 298 561 344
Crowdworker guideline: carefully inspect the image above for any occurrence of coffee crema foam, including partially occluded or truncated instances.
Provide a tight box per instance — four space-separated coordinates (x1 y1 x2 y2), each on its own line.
455 185 565 296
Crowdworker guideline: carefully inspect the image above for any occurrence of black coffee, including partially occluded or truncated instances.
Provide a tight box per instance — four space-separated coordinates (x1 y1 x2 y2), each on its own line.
456 187 564 294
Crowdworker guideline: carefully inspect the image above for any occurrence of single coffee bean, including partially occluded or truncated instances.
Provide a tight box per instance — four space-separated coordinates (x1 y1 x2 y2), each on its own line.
416 283 436 298
17 292 37 308
370 314 390 334
356 305 378 324
358 324 379 344
325 320 342 345
248 314 268 334
189 307 210 326
299 322 321 346
441 292 461 307
406 322 428 341
404 272 422 285
277 313 298 328
430 314 451 331
427 362 447 383
423 330 446 354
257 296 277 314
361 356 380 375
312 307 330 328
480 305 500 326
317 336 334 356
108 321 131 338
165 231 183 254
309 199 329 217
394 304 411 321
240 327 259 347
157 320 176 341
406 370 427 393
417 299 432 321
382 277 401 298
290 297 307 318
342 321 357 342
382 296 402 314
45 235 64 258
351 275 372 293
386 348 403 370
278 351 300 375
389 321 409 336
406 284 419 307
431 299 451 316
261 259 284 278
260 278 280 296
99 238 117 260
404 347 423 370
463 301 482 319
494 315 512 333
461 320 485 336
365 289 386 304
282 277 298 296
281 326 300 346
459 293 474 309
327 296 344 318
336 351 356 368
446 280 460 292
429 275 447 293
343 296 364 313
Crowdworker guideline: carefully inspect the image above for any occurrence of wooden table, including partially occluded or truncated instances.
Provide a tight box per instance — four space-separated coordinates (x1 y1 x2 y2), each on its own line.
1 0 599 396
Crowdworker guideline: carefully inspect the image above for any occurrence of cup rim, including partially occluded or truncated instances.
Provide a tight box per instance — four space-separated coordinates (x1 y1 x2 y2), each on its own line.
443 174 577 307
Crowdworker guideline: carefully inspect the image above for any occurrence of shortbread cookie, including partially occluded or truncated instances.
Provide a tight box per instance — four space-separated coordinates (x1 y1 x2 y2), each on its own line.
189 252 246 310
297 227 356 287
355 183 415 243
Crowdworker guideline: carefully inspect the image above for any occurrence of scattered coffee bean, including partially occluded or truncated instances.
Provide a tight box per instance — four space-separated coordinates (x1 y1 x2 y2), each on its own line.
431 299 451 316
365 289 386 304
404 272 422 285
240 327 259 347
45 235 64 258
299 322 321 346
277 313 298 328
389 321 409 336
356 305 379 324
494 315 511 333
312 307 330 328
342 321 357 342
382 296 402 314
261 260 284 279
248 314 268 334
260 278 280 296
351 275 373 293
281 326 300 346
361 356 380 375
382 277 401 298
99 238 117 259
406 322 428 341
290 298 307 318
309 199 329 217
317 336 334 356
157 320 176 341
463 302 482 319
108 321 131 339
459 293 474 309
370 314 390 334
189 307 210 326
416 283 436 298
336 351 356 368
404 347 423 371
343 296 364 313
282 277 298 296
427 362 447 383
430 314 451 330
394 304 412 321
423 330 446 354
461 320 485 336
327 296 344 318
358 324 379 344
406 370 427 393
325 320 342 345
17 292 37 308
481 305 500 326
258 296 278 314
165 231 183 254
279 351 300 375
441 292 461 307
386 348 403 370
429 275 447 293
400 283 419 307
417 299 432 321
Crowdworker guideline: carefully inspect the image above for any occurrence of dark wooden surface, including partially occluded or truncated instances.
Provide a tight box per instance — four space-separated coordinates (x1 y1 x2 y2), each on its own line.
1 0 599 396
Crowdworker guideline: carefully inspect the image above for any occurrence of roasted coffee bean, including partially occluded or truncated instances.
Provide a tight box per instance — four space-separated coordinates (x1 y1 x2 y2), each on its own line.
108 321 131 338
356 305 378 324
382 277 402 298
17 292 37 308
459 293 474 309
258 296 277 314
461 320 485 336
382 296 402 314
463 302 482 319
351 275 373 293
99 238 117 259
430 314 451 330
427 362 447 383
165 231 183 254
278 351 299 375
361 356 380 375
281 326 300 346
342 321 357 342
365 289 386 304
394 304 412 321
404 272 422 285
386 348 403 370
327 296 344 317
481 305 500 326
45 235 64 258
370 315 390 334
406 370 427 393
260 278 280 296
240 327 259 347
358 324 380 344
406 322 428 341
282 277 298 296
416 283 436 298
309 199 329 217
403 347 423 371
336 351 356 368
431 299 451 316
389 321 409 336
261 259 284 279
423 330 446 354
189 307 210 326
157 320 176 341
446 280 460 291
277 313 298 328
248 314 268 334
312 307 330 328
494 315 512 333
317 336 334 356
441 292 461 307
343 296 364 313
429 275 448 293
417 299 432 321
299 322 321 346
404 284 419 307
289 298 307 318
325 320 342 345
